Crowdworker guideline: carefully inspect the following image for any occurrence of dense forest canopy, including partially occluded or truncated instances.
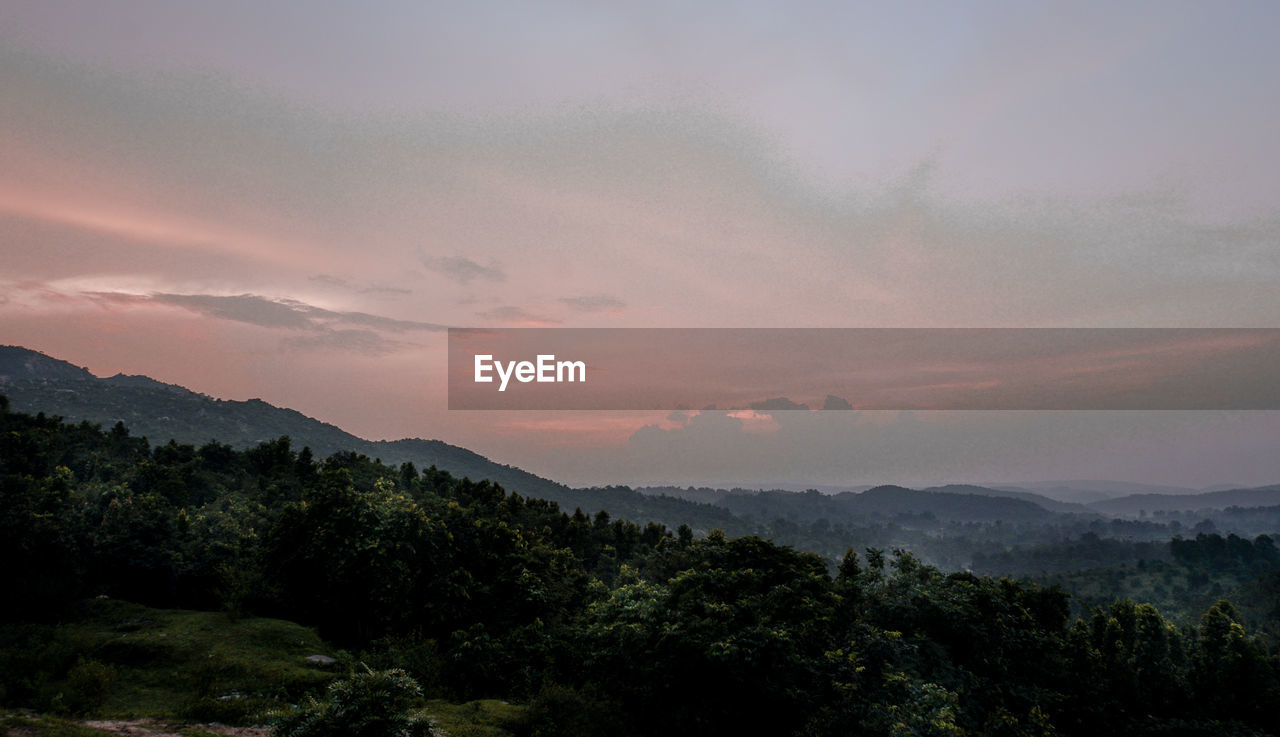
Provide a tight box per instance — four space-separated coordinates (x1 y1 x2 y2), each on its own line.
2 395 1279 736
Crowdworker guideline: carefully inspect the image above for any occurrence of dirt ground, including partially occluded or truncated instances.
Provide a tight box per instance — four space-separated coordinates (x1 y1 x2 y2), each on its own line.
80 720 270 737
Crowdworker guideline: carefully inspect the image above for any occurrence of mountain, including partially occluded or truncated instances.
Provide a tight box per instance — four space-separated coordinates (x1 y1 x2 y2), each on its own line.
1 344 1149 532
703 482 878 494
0 346 765 533
1088 485 1280 516
0 345 570 497
923 484 1096 515
0 345 96 381
988 485 1113 505
988 480 1206 504
636 486 734 505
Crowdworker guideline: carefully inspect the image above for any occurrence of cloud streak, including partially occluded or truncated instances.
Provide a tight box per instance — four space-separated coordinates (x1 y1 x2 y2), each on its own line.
560 294 626 313
423 256 506 284
475 305 561 326
87 292 448 333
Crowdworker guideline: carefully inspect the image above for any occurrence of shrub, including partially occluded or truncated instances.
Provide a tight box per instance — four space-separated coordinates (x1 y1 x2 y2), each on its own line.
270 665 435 737
59 657 116 715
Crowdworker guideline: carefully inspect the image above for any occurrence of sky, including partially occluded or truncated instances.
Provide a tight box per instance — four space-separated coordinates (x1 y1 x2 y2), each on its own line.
2 1 1279 488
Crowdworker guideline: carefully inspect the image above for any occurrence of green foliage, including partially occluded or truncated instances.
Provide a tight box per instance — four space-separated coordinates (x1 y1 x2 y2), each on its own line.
1037 532 1280 633
364 635 447 698
1190 600 1278 730
269 666 435 737
873 678 965 737
58 658 117 715
580 534 837 736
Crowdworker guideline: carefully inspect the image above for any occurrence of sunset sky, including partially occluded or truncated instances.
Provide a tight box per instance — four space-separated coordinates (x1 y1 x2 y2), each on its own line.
3 1 1279 488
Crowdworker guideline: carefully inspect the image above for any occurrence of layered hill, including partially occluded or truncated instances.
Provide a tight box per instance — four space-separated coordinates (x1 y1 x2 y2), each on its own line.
636 483 1085 527
0 346 739 532
1088 485 1280 516
3 344 1165 532
0 346 569 498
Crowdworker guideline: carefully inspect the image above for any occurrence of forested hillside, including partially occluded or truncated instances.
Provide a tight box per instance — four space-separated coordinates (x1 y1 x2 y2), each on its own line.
3 397 1279 736
10 345 1280 582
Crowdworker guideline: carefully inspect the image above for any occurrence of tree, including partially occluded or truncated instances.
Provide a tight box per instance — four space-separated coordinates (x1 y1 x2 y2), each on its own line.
580 534 836 737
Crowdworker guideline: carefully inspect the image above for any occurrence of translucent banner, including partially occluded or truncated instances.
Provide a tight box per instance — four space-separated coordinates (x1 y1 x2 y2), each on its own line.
447 328 1280 410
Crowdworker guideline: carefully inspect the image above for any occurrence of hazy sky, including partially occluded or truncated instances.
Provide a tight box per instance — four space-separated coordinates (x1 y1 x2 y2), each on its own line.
2 1 1279 487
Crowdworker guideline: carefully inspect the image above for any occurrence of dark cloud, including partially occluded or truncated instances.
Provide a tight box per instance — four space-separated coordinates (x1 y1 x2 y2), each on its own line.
360 284 412 296
318 308 445 332
310 274 412 296
151 293 318 329
424 256 505 284
559 294 626 313
88 291 447 334
309 274 351 288
476 305 560 325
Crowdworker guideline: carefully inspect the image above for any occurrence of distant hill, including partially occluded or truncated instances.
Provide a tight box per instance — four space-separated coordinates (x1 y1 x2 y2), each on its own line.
640 482 1061 524
0 345 96 381
636 486 734 505
0 346 760 533
988 485 1114 505
844 485 1054 523
0 346 567 496
1088 485 1280 516
923 484 1096 515
988 480 1209 504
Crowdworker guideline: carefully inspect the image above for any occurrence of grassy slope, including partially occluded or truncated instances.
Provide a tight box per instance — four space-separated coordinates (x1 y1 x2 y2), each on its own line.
0 600 526 736
424 700 529 737
1 598 335 724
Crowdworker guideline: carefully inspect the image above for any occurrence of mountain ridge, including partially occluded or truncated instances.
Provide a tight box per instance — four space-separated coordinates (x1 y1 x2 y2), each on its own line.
0 344 572 499
1088 485 1280 516
6 344 1273 528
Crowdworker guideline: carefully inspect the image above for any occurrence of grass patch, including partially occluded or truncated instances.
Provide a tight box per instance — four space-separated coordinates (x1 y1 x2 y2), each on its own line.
3 601 532 735
0 598 339 724
423 699 528 737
